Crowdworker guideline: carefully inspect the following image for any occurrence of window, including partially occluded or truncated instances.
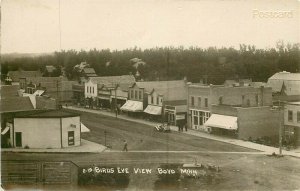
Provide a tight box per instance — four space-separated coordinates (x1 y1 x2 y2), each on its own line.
135 90 137 99
151 96 154 104
288 110 293 122
198 97 201 107
219 96 223 105
205 98 208 107
92 87 94 94
139 91 142 99
157 97 159 105
90 87 92 94
87 86 89 93
191 96 195 106
193 115 198 125
255 94 259 105
297 111 300 123
68 131 75 146
131 90 134 99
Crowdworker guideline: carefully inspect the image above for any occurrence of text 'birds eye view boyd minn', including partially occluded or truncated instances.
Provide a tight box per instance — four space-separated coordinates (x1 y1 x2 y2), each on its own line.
1 0 300 190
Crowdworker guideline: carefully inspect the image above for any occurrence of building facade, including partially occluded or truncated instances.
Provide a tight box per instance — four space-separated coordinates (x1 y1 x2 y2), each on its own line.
12 110 81 149
187 84 273 132
284 102 300 147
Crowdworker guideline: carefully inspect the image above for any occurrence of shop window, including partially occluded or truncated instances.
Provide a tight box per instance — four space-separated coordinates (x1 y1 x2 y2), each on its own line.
193 115 198 125
288 110 293 122
297 111 300 123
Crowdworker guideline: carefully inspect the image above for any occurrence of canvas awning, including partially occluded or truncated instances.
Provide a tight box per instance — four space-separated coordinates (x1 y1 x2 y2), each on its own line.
204 114 238 130
1 126 10 135
144 105 162 115
33 90 45 96
120 100 143 112
81 123 90 133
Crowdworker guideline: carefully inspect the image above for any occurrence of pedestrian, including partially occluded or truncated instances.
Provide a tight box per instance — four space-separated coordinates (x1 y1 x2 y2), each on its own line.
185 124 188 132
178 125 181 132
123 140 128 152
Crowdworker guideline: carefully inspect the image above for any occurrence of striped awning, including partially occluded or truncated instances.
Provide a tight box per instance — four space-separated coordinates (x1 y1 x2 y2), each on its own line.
144 105 162 115
204 114 237 130
120 100 143 112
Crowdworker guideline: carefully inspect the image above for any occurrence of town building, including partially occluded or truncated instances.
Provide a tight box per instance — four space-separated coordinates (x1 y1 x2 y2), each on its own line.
11 110 81 149
84 75 135 108
19 76 76 104
187 83 279 142
121 80 187 124
81 68 97 78
6 69 42 83
284 102 300 147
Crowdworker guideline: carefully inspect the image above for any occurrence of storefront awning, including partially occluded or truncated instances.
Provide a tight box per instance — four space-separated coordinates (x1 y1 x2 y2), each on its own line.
144 105 162 115
81 123 90 133
1 126 10 135
120 100 143 112
204 114 237 130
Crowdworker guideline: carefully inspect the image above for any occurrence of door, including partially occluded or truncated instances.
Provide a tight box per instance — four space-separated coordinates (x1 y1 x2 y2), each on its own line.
15 132 22 147
68 131 74 146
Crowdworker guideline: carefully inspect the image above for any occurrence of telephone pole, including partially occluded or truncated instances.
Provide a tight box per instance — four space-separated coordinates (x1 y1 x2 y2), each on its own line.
278 100 283 155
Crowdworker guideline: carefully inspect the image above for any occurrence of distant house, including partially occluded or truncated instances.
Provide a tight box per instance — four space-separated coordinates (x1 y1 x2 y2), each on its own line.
6 69 42 83
19 76 76 103
284 102 300 147
81 68 97 78
84 75 135 108
12 110 81 149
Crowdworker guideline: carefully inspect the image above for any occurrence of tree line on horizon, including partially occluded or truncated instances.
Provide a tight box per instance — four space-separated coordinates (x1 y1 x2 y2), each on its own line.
1 43 299 84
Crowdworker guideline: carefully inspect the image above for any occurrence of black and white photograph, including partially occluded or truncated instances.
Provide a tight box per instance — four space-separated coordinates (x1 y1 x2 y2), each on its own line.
1 0 299 190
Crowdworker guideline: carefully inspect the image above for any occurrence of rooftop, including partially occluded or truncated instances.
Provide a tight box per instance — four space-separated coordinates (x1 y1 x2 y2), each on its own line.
89 75 136 86
16 109 80 118
0 97 34 113
268 71 300 81
7 70 42 82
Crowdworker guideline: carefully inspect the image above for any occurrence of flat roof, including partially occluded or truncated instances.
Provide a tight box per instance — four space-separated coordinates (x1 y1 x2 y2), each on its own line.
15 110 80 118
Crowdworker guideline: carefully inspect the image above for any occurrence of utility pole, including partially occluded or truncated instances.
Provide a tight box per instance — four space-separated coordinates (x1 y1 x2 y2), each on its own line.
104 130 107 146
56 80 59 109
278 100 283 155
115 85 118 118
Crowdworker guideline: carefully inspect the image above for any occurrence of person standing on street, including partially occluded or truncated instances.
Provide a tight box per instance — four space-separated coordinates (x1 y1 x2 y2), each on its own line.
185 123 188 131
123 140 128 152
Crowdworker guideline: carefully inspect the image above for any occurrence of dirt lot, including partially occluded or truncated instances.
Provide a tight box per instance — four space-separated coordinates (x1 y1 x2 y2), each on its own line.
72 109 255 152
2 152 300 190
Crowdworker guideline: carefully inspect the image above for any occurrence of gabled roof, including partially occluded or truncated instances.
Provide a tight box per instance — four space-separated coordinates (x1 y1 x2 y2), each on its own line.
0 97 34 113
267 72 300 95
89 75 136 86
1 85 19 99
133 80 187 101
268 71 300 81
82 68 96 74
15 110 79 118
7 70 42 82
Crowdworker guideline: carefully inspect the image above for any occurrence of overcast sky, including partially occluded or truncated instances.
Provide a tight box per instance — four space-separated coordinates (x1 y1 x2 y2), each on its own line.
1 0 299 53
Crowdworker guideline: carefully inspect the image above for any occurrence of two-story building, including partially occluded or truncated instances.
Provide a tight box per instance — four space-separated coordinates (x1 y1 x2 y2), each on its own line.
84 75 135 108
284 102 300 147
188 84 273 131
187 83 281 142
19 76 76 104
121 80 187 124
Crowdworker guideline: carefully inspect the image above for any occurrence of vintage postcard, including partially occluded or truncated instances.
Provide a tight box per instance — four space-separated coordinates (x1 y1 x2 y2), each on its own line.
1 0 299 190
